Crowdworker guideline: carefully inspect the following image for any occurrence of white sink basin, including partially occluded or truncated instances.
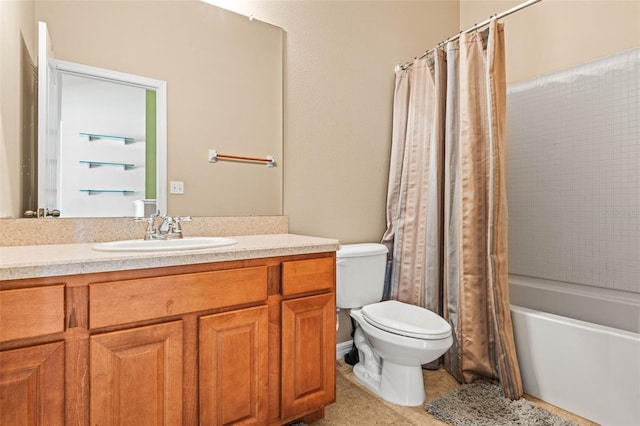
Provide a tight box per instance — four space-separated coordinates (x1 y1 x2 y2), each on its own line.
93 237 237 252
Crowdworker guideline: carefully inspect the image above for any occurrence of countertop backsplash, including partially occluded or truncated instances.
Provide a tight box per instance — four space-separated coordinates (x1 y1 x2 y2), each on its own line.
0 216 289 246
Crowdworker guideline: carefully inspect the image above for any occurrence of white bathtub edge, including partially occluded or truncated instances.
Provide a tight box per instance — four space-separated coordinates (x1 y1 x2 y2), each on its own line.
511 304 640 426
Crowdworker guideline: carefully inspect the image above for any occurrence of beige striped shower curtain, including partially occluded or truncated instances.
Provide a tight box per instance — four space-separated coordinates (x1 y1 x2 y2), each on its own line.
381 20 522 399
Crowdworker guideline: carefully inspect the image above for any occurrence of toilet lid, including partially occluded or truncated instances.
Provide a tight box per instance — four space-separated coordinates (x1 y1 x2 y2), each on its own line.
362 300 452 339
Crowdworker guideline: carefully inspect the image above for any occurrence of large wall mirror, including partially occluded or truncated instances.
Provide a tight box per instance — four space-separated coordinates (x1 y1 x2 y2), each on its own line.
1 0 283 219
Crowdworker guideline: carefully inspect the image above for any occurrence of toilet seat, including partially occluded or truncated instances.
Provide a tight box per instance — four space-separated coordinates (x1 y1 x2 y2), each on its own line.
362 300 451 339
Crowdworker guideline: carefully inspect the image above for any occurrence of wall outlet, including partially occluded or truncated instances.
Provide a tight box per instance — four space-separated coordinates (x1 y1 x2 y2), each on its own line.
170 181 184 194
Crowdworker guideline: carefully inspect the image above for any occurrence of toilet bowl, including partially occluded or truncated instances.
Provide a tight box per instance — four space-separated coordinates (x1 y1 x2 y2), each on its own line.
336 244 453 407
350 302 452 406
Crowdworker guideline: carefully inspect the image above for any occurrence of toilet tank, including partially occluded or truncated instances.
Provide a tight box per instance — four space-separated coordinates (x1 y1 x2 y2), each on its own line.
336 243 388 309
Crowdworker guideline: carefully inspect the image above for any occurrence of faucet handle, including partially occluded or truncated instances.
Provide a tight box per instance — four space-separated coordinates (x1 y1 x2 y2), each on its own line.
135 216 157 239
172 216 191 235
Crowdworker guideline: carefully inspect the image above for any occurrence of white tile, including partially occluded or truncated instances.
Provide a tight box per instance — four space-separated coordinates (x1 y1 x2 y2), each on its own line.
506 47 640 293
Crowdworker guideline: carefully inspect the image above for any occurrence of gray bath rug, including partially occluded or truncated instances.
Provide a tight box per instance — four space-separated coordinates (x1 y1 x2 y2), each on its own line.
425 381 577 426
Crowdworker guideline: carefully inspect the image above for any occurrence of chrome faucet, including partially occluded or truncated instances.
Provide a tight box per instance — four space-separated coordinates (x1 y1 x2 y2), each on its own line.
136 213 192 240
158 215 174 235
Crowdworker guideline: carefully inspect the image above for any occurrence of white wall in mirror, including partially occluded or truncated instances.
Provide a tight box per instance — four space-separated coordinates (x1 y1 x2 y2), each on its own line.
60 75 147 217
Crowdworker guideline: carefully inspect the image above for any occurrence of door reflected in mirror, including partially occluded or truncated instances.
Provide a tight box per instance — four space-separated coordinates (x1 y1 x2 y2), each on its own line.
57 73 163 218
38 50 168 217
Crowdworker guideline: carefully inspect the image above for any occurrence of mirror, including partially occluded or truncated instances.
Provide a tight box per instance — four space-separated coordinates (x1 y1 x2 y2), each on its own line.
37 23 168 217
1 0 283 218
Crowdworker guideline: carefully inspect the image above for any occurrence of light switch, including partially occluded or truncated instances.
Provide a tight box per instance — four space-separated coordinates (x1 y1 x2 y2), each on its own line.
170 181 184 194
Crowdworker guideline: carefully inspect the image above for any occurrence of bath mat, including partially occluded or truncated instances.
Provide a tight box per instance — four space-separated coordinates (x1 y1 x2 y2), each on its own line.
425 381 577 426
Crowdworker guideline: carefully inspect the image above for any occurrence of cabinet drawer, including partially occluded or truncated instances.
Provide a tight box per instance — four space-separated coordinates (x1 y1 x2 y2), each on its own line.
89 266 268 329
0 285 65 342
281 257 335 296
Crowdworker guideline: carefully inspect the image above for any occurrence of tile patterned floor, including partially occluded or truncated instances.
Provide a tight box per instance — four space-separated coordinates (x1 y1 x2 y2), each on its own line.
311 360 598 425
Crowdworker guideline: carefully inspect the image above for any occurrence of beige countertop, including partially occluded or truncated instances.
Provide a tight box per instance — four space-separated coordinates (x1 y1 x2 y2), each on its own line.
0 234 340 281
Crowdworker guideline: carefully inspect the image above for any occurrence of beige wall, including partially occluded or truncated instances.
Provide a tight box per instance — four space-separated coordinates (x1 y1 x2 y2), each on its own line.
210 0 459 344
460 0 640 84
210 1 461 243
273 1 460 244
4 0 638 235
166 0 640 344
212 0 640 245
0 0 36 218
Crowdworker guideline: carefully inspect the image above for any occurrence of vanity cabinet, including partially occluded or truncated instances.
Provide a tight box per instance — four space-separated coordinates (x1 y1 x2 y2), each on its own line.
280 258 336 420
0 285 66 425
0 251 336 426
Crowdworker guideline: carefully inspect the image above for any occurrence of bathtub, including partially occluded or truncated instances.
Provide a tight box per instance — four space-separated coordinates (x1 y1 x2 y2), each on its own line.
510 275 640 426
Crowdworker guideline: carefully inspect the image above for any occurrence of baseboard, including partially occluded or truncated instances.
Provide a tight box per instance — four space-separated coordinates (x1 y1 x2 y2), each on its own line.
336 340 353 359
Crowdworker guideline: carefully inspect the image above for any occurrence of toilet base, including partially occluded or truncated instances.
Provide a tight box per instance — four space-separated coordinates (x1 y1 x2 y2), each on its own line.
353 360 426 407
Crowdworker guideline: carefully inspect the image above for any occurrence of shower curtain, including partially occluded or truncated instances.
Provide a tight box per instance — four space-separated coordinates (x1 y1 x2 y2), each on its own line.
381 20 523 399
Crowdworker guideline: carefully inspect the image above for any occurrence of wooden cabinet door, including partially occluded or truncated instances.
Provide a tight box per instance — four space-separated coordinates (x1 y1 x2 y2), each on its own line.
199 305 268 425
90 321 183 426
281 293 335 419
0 342 65 426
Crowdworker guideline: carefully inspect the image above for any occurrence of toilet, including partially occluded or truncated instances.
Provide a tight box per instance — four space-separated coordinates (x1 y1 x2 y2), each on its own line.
337 243 453 406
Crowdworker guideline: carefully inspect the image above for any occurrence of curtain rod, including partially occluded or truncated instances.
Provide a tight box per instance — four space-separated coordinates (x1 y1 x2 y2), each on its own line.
396 0 542 71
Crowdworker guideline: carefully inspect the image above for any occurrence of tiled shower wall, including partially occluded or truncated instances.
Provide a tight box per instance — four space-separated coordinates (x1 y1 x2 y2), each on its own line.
506 47 639 294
